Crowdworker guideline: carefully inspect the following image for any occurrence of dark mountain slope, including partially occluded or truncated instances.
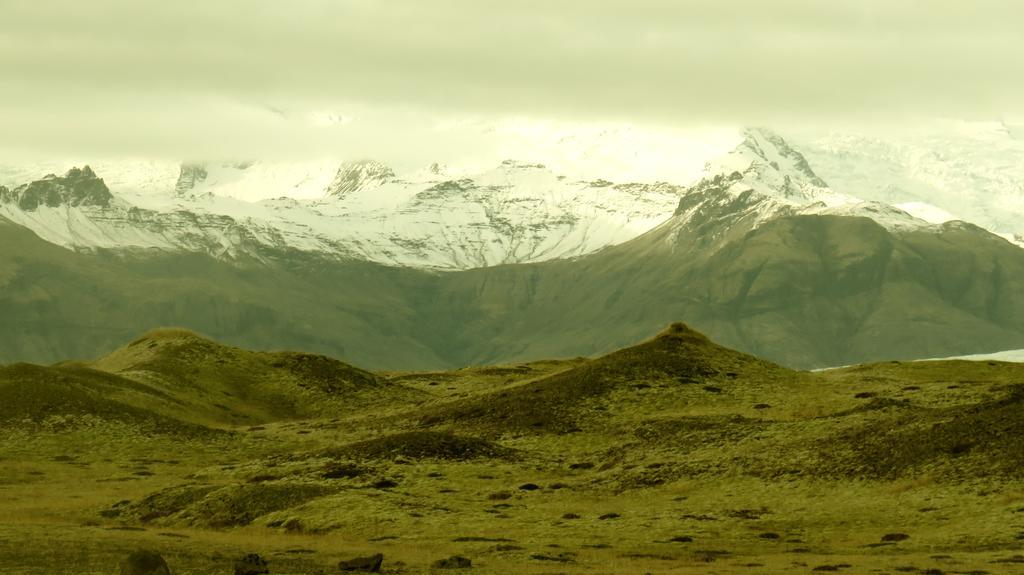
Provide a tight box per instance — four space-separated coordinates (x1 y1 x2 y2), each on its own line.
426 212 1024 369
0 218 445 369
3 192 1024 370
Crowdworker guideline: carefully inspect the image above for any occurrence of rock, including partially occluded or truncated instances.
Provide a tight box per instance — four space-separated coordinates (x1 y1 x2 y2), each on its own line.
494 544 523 552
8 166 114 211
530 552 574 562
518 483 541 491
432 555 472 569
233 553 269 575
322 463 365 479
119 550 171 575
338 553 384 572
881 533 910 542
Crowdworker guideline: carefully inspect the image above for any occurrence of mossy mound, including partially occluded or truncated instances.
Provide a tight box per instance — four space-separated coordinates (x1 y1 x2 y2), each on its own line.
0 363 219 438
116 482 335 528
827 385 1024 478
266 352 382 393
420 323 795 434
89 327 417 424
328 431 514 461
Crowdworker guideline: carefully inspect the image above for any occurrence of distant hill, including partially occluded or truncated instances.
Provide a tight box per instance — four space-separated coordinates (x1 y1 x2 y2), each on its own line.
0 327 423 436
7 324 1016 485
420 322 802 434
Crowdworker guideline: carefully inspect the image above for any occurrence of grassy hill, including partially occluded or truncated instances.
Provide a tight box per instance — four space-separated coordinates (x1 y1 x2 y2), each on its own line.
2 326 1022 573
89 328 423 426
419 322 803 434
0 362 216 437
0 326 425 440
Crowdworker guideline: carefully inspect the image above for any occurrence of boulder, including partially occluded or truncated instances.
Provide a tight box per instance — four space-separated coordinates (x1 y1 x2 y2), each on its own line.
234 553 269 575
119 549 171 575
338 553 384 572
432 555 472 569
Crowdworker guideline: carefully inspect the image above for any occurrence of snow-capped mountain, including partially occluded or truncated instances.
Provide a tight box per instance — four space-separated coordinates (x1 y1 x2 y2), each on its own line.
5 126 1024 371
788 120 1024 247
667 128 940 242
0 168 305 259
1 123 1020 270
0 158 692 268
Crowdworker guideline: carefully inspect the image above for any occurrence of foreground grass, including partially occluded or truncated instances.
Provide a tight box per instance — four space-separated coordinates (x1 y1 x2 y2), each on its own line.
1 327 1022 573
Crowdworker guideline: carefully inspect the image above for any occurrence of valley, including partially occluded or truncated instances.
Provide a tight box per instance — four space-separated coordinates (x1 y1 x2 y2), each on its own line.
6 4 1023 574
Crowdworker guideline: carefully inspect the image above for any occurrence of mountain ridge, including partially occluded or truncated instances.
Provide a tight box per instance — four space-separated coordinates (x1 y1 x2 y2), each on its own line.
2 128 1024 370
5 126 1009 270
3 191 1023 371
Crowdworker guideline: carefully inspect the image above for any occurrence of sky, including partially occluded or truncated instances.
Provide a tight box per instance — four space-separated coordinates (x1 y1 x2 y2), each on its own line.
1 0 1023 161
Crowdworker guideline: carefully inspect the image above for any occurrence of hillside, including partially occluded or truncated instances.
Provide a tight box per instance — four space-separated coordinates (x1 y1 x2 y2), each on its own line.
0 217 445 369
424 209 1024 369
3 327 1023 574
0 327 422 439
0 362 216 437
89 328 423 425
420 323 802 434
4 198 1024 371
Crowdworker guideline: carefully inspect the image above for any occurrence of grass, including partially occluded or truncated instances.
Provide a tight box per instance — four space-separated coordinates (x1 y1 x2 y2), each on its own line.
1 323 1023 573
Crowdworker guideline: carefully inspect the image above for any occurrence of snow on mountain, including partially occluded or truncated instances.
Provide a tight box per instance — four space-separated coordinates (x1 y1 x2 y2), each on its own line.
681 128 936 235
0 160 180 198
704 128 834 203
920 349 1024 363
893 201 959 225
2 122 1019 270
0 159 691 269
325 160 397 198
170 160 340 202
0 166 113 210
788 120 1024 244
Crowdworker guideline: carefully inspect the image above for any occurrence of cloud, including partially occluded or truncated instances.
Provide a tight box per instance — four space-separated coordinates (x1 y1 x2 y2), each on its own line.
1 0 1022 159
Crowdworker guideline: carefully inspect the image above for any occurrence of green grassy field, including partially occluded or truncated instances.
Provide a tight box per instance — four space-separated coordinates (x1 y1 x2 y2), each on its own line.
1 324 1022 573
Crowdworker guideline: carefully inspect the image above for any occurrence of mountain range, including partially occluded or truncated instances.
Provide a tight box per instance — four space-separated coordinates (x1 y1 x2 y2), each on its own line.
2 124 1024 369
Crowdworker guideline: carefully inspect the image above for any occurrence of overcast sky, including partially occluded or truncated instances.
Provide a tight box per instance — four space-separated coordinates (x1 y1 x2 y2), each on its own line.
1 0 1022 160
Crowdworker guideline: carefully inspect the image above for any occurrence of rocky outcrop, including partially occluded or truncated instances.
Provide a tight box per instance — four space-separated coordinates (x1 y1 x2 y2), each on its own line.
338 553 384 572
174 163 208 195
0 166 113 210
325 160 395 198
118 549 171 575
